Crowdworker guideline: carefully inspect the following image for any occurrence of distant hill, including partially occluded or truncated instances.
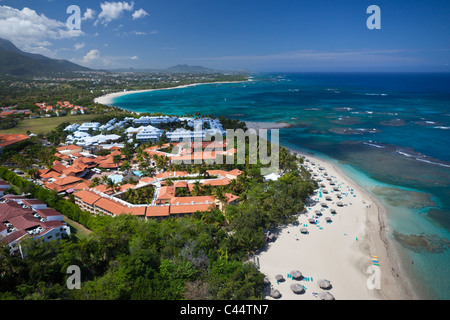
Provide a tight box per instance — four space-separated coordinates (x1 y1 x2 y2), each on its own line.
0 38 91 76
164 64 220 74
108 64 223 74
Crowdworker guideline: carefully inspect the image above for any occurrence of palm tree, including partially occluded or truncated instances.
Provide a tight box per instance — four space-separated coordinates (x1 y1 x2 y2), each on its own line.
106 178 116 193
90 177 101 188
27 168 39 179
202 184 213 196
101 175 109 185
113 154 121 170
191 181 202 196
212 186 226 203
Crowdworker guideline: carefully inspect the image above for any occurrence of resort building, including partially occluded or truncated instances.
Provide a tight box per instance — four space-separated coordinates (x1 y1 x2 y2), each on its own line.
63 123 80 132
0 200 71 253
133 116 179 126
135 125 164 143
77 122 101 132
166 128 194 142
44 176 85 194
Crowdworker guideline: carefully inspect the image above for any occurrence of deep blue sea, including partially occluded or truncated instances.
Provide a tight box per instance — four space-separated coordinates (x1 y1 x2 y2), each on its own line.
112 72 450 299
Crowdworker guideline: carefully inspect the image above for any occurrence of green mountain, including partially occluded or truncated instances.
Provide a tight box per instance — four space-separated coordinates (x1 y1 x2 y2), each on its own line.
108 64 222 74
164 64 220 73
0 38 91 76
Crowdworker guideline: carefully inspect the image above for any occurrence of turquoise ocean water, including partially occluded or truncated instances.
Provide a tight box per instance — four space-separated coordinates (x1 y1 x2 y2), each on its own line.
111 73 450 299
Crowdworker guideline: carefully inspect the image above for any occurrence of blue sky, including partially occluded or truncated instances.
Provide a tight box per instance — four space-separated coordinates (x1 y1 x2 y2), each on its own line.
0 0 449 71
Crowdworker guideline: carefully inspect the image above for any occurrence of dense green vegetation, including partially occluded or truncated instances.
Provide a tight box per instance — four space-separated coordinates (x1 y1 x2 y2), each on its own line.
119 186 156 205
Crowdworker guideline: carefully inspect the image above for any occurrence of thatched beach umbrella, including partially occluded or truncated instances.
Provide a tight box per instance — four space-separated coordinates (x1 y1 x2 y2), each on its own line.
290 270 302 279
320 183 326 188
322 189 328 194
300 228 308 234
318 292 335 300
275 274 284 282
330 208 336 214
325 217 332 222
270 289 281 299
308 218 316 224
264 277 271 285
329 181 335 185
336 201 343 206
314 209 321 214
290 283 305 294
333 187 339 191
326 177 332 181
325 196 332 201
320 202 328 207
318 279 332 289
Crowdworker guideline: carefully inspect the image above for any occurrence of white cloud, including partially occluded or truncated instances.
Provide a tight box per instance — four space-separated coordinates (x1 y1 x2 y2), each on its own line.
96 1 134 26
82 8 96 21
132 8 149 20
0 5 83 51
82 49 101 65
74 42 86 50
131 55 138 60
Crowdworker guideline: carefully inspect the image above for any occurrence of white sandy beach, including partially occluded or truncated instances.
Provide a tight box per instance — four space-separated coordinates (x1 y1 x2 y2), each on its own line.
94 81 247 106
253 150 413 300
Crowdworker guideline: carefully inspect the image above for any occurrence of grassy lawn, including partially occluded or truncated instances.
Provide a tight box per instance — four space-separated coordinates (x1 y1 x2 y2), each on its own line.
63 216 92 240
0 114 99 135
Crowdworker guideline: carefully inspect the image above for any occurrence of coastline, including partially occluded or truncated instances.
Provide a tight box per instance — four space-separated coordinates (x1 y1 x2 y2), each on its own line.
244 120 413 299
302 151 414 300
271 148 413 299
92 79 416 299
93 80 249 106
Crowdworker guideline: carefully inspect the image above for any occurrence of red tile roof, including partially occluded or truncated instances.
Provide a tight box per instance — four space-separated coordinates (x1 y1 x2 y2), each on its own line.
170 196 215 205
74 190 101 205
94 197 127 216
224 193 240 203
56 145 82 152
0 134 29 149
35 208 62 218
169 203 214 215
201 177 231 186
146 206 170 218
154 171 187 179
0 202 33 221
45 176 84 192
157 186 175 200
